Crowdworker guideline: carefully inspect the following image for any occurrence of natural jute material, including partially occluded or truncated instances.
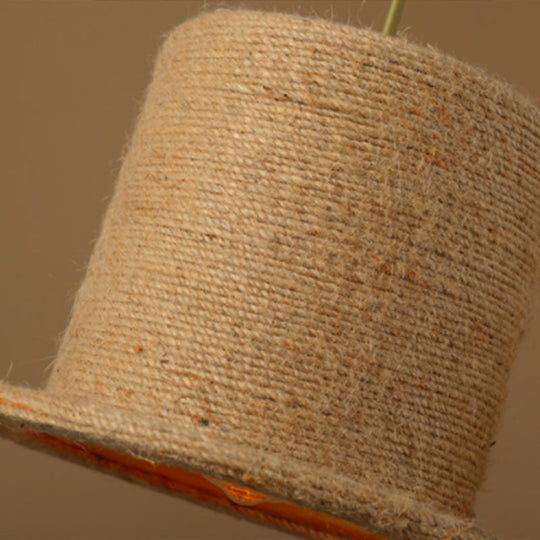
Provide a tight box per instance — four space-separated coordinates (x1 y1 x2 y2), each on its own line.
1 9 538 540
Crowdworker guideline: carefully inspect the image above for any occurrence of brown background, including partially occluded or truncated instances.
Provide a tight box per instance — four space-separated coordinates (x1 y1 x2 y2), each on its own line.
0 1 538 539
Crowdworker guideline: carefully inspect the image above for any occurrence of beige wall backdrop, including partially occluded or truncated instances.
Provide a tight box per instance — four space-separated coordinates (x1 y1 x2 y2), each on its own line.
0 1 538 539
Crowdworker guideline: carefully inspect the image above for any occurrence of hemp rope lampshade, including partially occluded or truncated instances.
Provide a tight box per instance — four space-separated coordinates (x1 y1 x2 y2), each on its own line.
1 9 539 540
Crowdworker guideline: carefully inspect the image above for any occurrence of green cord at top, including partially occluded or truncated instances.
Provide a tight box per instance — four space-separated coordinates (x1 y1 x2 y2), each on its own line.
382 0 405 36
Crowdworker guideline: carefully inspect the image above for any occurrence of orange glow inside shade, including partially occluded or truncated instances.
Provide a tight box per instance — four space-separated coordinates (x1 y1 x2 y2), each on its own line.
203 475 275 506
22 430 388 540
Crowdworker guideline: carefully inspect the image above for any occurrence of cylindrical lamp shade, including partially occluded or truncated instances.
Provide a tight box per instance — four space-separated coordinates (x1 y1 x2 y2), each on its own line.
1 10 538 540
